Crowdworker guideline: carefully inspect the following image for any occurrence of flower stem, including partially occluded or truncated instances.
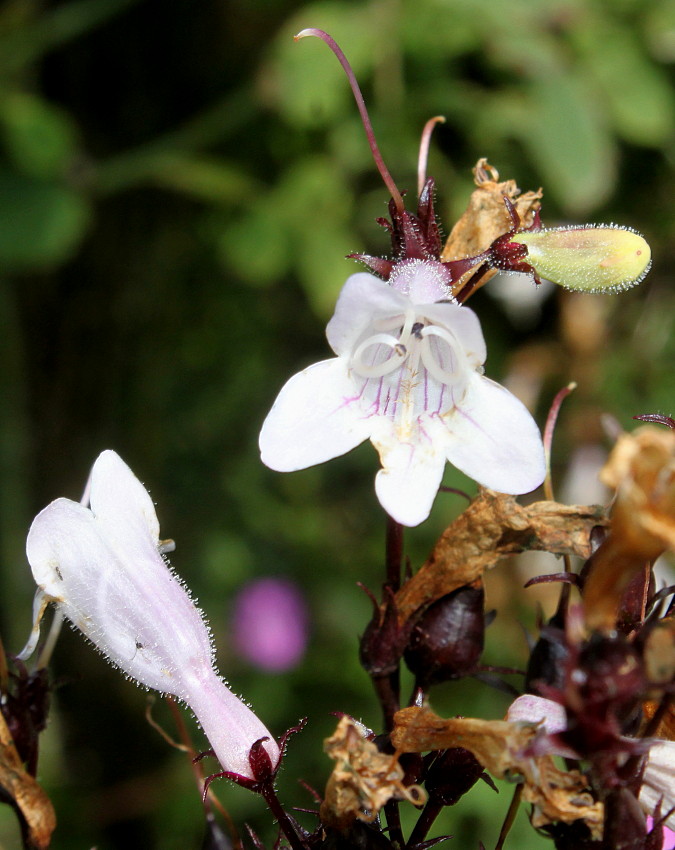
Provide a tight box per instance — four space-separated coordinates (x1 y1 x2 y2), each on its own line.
454 261 490 303
407 799 443 847
384 799 404 847
495 784 522 850
385 515 403 592
260 782 308 850
543 382 577 503
417 115 445 198
294 28 405 216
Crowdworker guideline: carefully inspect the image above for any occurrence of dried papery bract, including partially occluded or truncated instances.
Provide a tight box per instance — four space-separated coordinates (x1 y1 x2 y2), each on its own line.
441 159 543 296
25 450 280 779
505 695 675 833
583 426 675 631
392 705 604 837
321 716 426 830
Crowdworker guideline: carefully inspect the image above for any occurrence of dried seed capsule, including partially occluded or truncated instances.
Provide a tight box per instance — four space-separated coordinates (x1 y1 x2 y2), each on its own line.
513 225 651 293
404 584 484 686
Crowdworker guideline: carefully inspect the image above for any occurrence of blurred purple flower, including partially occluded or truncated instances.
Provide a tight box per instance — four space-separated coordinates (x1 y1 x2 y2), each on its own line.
232 578 308 672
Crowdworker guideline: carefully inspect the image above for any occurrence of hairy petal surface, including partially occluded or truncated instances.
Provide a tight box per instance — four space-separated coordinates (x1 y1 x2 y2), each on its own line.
26 450 279 778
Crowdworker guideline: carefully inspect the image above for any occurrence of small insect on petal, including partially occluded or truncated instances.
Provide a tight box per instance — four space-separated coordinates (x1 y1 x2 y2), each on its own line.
514 225 651 293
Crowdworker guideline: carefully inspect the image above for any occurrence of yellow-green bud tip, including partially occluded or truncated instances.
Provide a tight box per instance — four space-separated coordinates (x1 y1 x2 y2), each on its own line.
514 225 651 293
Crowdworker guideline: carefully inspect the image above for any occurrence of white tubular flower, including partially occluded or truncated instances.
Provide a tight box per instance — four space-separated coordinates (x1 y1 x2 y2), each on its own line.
260 266 545 526
26 450 279 779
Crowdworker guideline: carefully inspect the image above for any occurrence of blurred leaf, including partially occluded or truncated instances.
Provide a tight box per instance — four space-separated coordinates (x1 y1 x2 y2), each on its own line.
573 19 674 147
518 72 615 214
0 93 78 178
645 0 675 62
296 220 355 317
0 170 90 270
217 200 291 286
0 0 139 75
149 154 259 205
262 2 377 128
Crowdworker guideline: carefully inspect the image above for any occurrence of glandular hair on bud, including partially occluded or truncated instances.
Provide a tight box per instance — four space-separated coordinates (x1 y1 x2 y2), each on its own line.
514 225 651 293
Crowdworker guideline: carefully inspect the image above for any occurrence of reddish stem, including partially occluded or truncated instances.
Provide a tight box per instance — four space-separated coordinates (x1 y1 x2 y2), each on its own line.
417 115 445 198
543 382 577 502
295 28 405 216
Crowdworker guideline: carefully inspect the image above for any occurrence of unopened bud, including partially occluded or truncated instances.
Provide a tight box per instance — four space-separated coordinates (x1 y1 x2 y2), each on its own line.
513 225 651 293
404 584 484 686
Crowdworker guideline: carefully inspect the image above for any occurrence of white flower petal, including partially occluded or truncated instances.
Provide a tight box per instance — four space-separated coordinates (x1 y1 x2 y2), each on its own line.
373 427 446 526
326 273 409 356
421 302 487 367
260 358 373 471
90 450 160 544
641 740 675 830
506 695 567 733
26 496 212 698
188 673 280 777
443 374 546 494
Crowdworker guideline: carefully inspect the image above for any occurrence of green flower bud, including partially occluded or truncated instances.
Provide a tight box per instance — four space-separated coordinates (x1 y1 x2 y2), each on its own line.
513 225 651 293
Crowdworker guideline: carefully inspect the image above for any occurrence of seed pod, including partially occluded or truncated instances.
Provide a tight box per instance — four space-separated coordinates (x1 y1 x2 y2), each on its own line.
424 747 485 806
404 583 484 686
525 625 569 694
513 225 651 292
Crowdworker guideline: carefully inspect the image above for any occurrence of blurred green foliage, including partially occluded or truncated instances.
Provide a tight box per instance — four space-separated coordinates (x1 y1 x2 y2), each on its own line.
0 0 674 847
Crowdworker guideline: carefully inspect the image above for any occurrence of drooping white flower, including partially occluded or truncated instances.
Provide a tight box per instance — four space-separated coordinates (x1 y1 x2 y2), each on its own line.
25 450 279 779
260 264 545 526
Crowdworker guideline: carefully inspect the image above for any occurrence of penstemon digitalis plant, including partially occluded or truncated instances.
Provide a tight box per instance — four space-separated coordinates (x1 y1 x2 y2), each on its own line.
1 26 673 850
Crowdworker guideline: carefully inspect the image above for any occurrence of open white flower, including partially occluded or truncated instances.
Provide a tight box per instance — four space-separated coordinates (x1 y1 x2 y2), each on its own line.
26 450 279 779
260 265 545 526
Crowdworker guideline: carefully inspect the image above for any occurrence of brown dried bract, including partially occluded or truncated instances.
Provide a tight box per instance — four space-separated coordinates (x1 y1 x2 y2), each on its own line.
601 426 675 559
392 705 603 838
583 426 675 631
320 716 426 830
0 710 56 849
395 488 607 622
441 158 542 296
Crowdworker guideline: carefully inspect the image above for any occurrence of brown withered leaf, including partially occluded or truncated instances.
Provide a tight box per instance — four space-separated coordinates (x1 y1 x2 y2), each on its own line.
583 426 675 631
395 488 607 622
522 756 604 838
392 706 603 838
0 709 56 849
320 716 426 831
441 158 542 296
601 426 675 558
392 705 538 777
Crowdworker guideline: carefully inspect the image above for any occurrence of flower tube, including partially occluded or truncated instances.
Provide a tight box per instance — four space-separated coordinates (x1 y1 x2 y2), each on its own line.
26 449 279 779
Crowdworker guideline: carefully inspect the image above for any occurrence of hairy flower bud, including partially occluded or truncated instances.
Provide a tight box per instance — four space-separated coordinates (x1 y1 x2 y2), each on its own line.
513 226 651 293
